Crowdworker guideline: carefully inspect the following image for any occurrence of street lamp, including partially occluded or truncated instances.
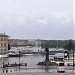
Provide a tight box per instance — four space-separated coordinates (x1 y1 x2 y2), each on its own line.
19 50 20 72
73 43 74 69
73 49 74 69
1 50 4 73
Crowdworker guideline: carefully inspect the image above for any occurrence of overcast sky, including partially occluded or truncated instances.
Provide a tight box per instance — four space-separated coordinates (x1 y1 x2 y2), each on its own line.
0 0 74 40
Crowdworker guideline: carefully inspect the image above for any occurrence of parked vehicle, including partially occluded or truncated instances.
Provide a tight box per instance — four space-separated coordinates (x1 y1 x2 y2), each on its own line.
57 62 65 73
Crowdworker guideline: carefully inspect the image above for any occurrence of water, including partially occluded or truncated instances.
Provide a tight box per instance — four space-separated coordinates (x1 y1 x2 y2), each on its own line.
0 53 75 69
0 54 46 69
0 53 75 67
8 54 45 68
0 47 75 73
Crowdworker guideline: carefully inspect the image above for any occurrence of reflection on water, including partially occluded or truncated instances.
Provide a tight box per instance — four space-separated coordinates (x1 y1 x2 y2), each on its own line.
0 53 75 68
0 53 75 73
0 54 46 73
0 54 45 68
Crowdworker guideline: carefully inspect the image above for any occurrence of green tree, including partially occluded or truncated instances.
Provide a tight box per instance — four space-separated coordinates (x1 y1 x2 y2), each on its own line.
64 40 73 50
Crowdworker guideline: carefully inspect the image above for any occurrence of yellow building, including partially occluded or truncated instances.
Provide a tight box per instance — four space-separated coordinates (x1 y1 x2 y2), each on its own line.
0 33 9 54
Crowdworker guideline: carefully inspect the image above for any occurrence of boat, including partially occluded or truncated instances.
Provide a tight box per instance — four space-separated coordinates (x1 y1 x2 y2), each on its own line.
0 54 8 58
22 54 33 56
8 52 21 57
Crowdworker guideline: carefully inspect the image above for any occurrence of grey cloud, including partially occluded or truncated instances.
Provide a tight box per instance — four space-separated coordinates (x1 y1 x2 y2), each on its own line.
0 0 74 40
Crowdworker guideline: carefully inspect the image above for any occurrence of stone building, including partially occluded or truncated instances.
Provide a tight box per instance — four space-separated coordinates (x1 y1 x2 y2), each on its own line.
0 33 9 54
9 39 28 46
9 39 43 47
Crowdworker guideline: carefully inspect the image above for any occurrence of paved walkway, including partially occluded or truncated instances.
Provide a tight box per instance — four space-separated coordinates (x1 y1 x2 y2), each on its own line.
0 70 75 75
0 68 75 75
0 72 75 75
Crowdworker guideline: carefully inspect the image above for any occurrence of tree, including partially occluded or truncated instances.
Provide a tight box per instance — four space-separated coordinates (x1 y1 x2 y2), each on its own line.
63 40 73 50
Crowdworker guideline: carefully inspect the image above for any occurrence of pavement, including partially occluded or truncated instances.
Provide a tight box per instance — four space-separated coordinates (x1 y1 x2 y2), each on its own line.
0 67 75 75
0 70 75 75
0 72 75 75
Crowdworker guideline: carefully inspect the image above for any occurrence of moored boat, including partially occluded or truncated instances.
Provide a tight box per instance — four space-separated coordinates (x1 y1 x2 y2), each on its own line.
8 52 21 57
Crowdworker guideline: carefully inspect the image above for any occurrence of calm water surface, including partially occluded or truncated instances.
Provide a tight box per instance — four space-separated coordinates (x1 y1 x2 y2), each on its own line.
0 53 75 73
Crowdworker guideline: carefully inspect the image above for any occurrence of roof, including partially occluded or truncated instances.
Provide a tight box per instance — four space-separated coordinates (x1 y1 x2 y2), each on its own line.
0 33 9 37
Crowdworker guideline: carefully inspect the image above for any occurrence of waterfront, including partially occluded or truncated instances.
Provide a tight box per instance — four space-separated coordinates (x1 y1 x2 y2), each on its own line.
0 53 75 73
0 69 75 75
0 47 75 74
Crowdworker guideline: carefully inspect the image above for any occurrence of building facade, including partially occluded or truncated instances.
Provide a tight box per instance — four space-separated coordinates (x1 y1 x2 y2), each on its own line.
0 33 9 54
9 39 28 46
9 39 43 47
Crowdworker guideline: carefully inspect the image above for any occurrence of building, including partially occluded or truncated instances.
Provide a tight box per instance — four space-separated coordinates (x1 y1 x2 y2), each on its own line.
35 39 42 47
9 39 43 47
0 33 9 54
9 39 28 46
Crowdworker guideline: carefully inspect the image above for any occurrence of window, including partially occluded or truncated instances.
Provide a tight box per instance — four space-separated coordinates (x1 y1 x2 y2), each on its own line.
65 51 67 53
65 56 67 58
4 49 6 51
1 43 3 47
4 38 6 41
1 38 3 41
59 63 64 66
1 49 3 53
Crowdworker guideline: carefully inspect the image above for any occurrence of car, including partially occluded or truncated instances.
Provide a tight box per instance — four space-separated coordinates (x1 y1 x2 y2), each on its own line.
57 62 65 73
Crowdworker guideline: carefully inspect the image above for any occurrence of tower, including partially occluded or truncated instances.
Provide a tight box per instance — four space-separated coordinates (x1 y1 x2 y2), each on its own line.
45 48 49 61
64 50 69 59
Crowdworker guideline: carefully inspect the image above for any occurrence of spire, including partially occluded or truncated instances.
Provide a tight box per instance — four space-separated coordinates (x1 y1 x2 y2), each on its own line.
4 30 5 35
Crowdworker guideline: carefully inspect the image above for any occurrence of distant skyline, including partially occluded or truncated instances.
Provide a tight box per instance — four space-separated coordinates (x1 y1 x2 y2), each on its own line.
0 0 74 40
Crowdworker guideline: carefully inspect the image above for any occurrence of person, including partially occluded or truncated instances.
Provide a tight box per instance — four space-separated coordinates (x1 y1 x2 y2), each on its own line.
10 70 12 72
44 63 49 72
3 70 4 73
8 62 9 65
46 64 48 69
6 69 8 73
15 62 16 66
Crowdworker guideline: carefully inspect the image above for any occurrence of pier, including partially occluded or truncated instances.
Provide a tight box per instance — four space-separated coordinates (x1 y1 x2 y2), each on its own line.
0 70 74 75
2 63 27 68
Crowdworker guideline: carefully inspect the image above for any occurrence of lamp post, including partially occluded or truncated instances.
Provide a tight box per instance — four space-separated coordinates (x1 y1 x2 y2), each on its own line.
73 43 74 69
19 50 20 72
1 50 4 73
72 41 74 69
73 49 74 69
68 40 74 69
